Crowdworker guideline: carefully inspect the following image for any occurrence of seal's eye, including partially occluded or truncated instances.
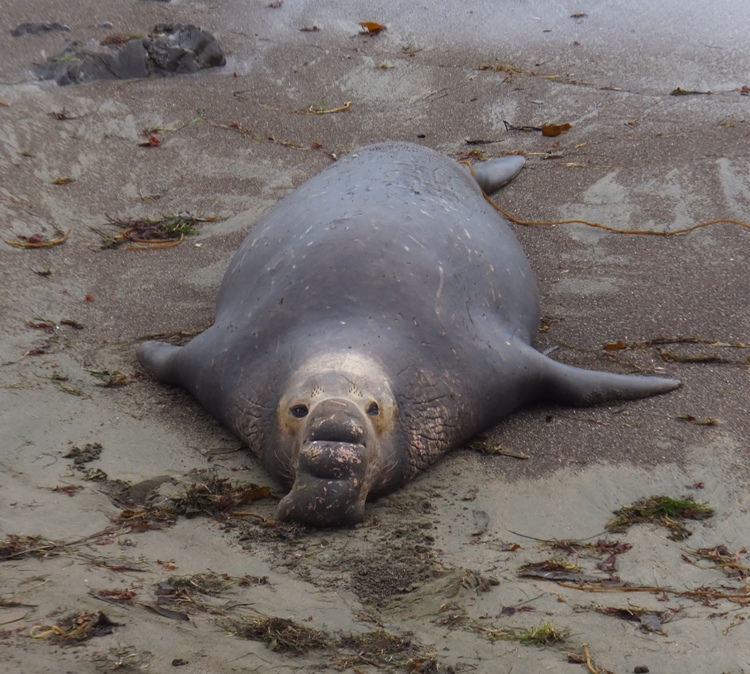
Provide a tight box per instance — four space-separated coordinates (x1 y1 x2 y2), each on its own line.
366 402 380 416
290 404 309 418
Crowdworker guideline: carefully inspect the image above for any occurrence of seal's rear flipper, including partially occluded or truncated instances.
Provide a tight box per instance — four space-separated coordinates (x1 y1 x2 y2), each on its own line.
470 155 526 194
138 341 185 387
531 349 680 406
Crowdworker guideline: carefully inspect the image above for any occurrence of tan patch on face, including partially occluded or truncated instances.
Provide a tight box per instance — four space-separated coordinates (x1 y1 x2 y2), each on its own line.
278 353 397 439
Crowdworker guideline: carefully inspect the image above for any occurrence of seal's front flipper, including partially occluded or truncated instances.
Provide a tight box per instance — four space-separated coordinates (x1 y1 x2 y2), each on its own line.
470 155 526 194
528 347 680 406
138 341 185 387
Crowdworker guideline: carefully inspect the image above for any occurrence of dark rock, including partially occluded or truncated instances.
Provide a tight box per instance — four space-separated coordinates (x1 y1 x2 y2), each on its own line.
147 24 226 72
11 21 71 37
101 39 150 80
34 42 111 86
35 24 225 86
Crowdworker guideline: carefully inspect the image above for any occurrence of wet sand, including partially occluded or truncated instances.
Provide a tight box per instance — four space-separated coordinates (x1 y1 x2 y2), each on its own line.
2 1 750 672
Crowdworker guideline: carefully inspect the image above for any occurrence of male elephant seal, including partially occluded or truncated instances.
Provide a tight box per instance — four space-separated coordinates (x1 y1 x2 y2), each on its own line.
139 142 679 527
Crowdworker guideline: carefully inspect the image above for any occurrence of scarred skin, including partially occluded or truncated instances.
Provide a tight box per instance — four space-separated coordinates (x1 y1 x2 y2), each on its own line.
138 142 679 527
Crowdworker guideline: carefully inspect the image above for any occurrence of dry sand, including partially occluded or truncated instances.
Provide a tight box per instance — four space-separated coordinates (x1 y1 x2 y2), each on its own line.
2 1 750 672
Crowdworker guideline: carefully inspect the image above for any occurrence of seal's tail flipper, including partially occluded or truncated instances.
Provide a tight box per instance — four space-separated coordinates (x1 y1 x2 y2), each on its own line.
471 155 526 194
531 350 680 406
138 341 185 387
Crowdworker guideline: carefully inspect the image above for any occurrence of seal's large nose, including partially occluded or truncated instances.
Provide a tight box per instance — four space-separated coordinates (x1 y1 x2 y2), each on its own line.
278 398 372 527
278 439 369 527
307 398 366 445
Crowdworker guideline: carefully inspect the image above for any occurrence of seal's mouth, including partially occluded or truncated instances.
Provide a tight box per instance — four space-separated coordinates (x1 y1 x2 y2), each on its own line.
277 440 370 527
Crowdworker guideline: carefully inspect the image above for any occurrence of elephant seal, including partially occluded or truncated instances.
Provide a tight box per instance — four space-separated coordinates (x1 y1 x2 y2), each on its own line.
138 142 679 527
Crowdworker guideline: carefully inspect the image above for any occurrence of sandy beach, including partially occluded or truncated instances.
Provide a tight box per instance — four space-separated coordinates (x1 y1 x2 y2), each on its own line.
2 1 750 672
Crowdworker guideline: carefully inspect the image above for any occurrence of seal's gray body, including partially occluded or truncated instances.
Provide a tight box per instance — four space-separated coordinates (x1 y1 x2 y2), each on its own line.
139 142 679 526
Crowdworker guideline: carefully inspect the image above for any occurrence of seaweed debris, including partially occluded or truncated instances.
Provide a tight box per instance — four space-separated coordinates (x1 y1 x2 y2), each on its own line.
230 615 331 654
148 572 240 618
170 477 272 518
683 545 750 578
228 615 444 670
518 560 606 584
594 605 677 635
0 534 68 561
550 538 632 557
474 620 568 646
112 505 178 532
101 213 214 249
63 442 103 465
606 495 714 541
88 369 137 387
339 629 441 670
160 571 236 597
112 476 272 531
30 610 120 645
